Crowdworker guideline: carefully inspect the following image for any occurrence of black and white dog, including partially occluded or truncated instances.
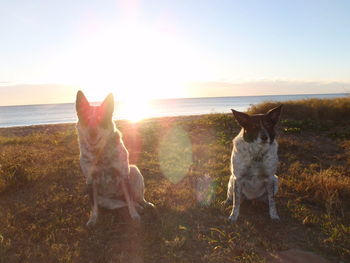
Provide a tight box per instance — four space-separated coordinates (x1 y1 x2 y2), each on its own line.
225 105 282 222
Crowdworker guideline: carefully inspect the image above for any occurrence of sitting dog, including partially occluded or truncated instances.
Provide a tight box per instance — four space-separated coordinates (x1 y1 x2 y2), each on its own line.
225 105 282 222
75 91 154 227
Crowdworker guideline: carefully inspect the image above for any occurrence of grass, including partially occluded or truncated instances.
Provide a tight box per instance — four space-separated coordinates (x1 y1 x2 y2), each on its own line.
247 96 350 121
0 97 349 262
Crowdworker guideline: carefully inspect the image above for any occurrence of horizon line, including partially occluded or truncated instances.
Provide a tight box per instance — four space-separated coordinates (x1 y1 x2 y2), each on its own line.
0 92 348 108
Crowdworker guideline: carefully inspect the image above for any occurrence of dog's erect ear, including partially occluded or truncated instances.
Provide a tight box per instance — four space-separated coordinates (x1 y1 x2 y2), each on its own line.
76 90 90 120
265 105 282 126
231 109 251 128
101 93 114 119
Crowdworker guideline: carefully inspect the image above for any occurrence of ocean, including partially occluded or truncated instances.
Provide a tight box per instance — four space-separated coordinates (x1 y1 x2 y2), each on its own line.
0 93 348 128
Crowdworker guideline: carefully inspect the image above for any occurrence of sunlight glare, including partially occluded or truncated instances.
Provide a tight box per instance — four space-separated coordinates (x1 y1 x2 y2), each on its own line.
51 20 200 102
117 97 152 122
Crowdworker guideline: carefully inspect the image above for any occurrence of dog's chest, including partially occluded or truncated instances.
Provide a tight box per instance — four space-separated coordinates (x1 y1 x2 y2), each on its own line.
86 153 124 198
95 169 124 198
233 140 277 199
240 160 268 199
79 133 127 198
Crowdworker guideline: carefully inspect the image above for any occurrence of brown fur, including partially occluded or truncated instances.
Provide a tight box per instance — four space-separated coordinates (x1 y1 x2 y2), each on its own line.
75 91 154 227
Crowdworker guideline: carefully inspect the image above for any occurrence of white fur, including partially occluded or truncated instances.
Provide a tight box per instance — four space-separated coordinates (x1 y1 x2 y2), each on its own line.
226 129 280 222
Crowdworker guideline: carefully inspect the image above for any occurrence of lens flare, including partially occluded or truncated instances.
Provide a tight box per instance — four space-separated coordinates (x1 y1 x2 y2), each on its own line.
158 125 193 184
196 174 215 206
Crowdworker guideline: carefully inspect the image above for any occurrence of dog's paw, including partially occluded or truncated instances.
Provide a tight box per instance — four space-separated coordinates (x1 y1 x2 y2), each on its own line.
86 221 95 228
130 211 141 221
86 217 97 228
270 214 280 221
228 215 238 223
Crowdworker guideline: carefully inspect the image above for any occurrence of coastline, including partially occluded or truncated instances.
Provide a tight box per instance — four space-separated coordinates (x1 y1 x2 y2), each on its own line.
0 93 348 128
0 114 214 136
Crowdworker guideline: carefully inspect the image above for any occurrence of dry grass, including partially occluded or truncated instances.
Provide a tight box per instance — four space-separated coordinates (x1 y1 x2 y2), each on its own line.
247 96 350 121
0 98 350 262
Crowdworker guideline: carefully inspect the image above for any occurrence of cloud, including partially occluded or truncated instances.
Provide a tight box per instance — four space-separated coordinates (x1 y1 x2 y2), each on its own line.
185 80 350 97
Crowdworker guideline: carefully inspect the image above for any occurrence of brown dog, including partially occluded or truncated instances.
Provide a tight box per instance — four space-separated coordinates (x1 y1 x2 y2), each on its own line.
75 91 154 227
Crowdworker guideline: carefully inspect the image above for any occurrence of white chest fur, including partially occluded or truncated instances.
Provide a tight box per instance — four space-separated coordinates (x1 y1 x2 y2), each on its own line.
231 132 278 199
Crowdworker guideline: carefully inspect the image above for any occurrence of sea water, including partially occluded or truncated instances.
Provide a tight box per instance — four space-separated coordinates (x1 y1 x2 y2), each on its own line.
0 93 348 128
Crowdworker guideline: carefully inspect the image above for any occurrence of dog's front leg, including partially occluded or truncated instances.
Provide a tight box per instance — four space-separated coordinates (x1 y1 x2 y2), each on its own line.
228 177 242 223
86 179 99 227
223 175 234 205
267 176 280 220
121 178 140 221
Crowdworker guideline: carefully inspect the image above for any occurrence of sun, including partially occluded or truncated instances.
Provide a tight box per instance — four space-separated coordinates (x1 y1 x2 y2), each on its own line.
61 21 200 121
117 96 153 122
46 8 214 119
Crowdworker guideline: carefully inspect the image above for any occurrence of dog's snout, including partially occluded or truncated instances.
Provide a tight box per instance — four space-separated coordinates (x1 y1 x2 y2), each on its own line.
261 134 268 142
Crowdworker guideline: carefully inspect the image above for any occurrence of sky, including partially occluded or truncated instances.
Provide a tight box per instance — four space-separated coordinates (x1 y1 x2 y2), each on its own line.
1 0 350 106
